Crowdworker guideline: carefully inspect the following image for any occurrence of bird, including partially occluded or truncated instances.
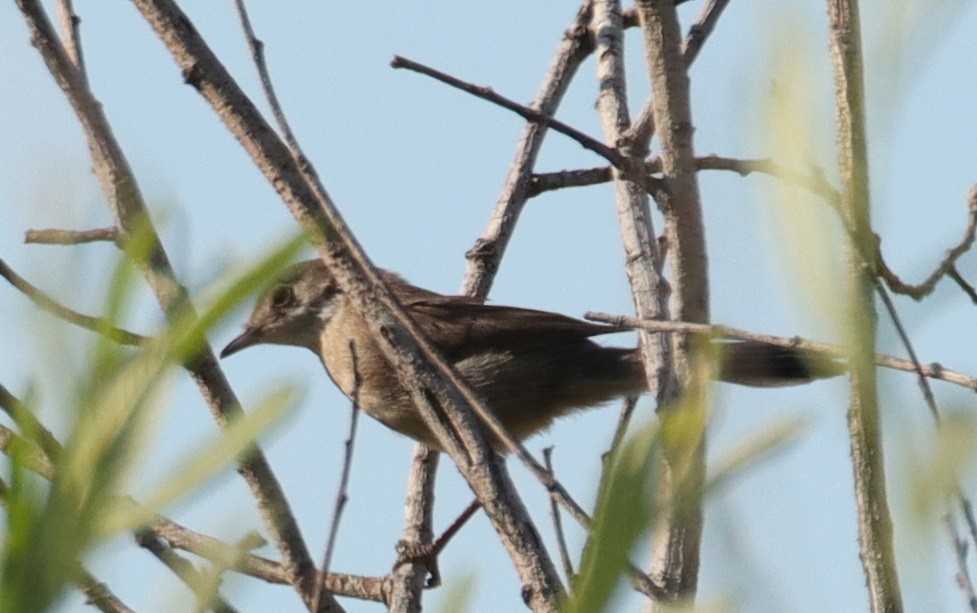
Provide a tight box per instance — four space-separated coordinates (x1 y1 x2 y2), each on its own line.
221 259 844 451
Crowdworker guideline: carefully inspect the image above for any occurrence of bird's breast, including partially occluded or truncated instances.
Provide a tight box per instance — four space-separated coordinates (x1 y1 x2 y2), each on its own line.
318 311 438 443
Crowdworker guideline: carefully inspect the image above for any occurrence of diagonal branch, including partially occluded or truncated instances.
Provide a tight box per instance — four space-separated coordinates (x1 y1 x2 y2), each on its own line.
129 1 565 608
12 2 326 609
231 0 299 151
390 55 629 172
461 0 598 298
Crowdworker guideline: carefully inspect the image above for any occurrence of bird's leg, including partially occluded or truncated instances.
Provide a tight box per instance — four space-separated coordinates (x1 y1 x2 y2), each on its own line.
394 498 482 588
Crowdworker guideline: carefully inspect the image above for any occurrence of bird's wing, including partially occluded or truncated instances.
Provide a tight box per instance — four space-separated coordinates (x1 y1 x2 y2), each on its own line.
393 287 626 359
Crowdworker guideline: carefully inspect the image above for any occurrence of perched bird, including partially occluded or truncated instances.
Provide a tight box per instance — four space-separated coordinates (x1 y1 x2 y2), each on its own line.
221 259 843 450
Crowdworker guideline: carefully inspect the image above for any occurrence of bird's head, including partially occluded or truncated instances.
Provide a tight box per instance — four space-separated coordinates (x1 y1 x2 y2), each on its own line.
221 259 338 358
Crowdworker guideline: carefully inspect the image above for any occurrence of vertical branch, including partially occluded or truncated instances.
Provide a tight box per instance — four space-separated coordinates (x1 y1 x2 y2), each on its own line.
591 3 674 604
826 1 903 611
635 0 710 604
592 0 673 405
386 448 439 613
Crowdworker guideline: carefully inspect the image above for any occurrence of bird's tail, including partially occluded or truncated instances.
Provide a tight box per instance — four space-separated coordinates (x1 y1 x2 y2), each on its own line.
618 341 845 389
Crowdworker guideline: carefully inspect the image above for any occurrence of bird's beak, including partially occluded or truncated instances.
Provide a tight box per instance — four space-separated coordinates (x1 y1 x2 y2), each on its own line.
220 326 263 359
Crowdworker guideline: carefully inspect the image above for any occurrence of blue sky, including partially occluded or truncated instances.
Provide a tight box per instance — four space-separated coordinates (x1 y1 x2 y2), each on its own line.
2 1 977 611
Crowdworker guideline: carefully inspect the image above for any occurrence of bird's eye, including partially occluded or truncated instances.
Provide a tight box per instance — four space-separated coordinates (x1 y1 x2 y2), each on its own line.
270 286 294 309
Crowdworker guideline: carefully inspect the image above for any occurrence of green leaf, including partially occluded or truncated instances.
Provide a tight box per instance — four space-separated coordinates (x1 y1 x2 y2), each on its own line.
565 420 659 613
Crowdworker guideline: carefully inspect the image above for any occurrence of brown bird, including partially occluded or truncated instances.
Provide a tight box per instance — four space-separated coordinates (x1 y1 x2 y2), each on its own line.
221 259 843 450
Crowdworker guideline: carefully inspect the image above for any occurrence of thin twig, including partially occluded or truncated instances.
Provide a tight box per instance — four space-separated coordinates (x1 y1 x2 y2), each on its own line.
74 569 136 613
393 498 482 590
390 55 628 172
314 343 362 612
429 499 481 561
875 185 977 300
585 311 977 392
386 445 439 610
543 447 575 585
231 0 299 151
635 0 712 599
948 514 977 612
54 0 86 85
625 0 732 145
422 2 610 610
681 0 732 65
962 498 977 562
592 0 672 406
948 266 977 304
0 258 147 346
873 279 941 421
529 155 841 204
462 0 597 298
149 516 387 602
872 218 977 604
607 396 640 465
24 226 119 245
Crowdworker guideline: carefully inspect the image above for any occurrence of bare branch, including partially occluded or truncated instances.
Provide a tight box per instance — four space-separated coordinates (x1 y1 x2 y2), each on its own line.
636 0 710 600
948 266 977 304
393 498 482 589
148 516 388 602
24 226 119 245
130 1 565 607
948 515 977 612
680 0 732 65
585 311 977 392
231 0 299 151
462 0 596 297
593 0 673 408
543 448 575 585
529 155 842 203
13 1 323 607
387 446 439 612
391 54 628 172
54 0 86 84
826 0 903 608
314 343 362 612
876 185 977 300
73 569 136 613
625 0 732 146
